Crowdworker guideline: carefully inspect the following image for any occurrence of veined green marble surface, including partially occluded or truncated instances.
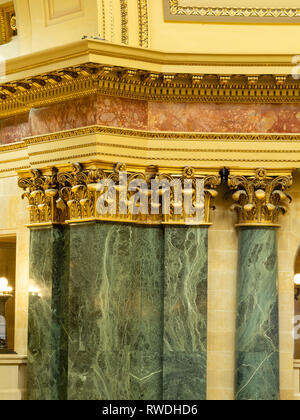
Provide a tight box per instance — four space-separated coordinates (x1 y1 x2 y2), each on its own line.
27 222 209 400
67 223 164 400
163 227 208 400
28 226 69 400
235 228 279 401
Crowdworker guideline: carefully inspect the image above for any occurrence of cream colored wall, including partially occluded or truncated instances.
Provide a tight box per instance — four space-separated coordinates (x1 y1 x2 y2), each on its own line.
207 185 238 400
150 2 300 54
5 0 300 58
0 37 19 60
14 0 100 55
0 355 26 400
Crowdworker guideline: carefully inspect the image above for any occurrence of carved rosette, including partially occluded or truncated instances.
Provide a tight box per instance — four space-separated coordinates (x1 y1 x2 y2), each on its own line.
18 163 220 226
228 168 293 227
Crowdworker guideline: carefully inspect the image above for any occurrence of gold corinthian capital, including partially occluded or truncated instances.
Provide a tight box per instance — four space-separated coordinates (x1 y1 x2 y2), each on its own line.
18 163 221 227
228 168 293 227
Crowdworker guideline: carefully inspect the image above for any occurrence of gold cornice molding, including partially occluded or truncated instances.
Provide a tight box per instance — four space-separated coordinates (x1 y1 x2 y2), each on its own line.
3 39 299 82
2 39 299 79
164 0 300 23
18 162 220 226
2 62 300 118
0 39 299 117
228 168 293 227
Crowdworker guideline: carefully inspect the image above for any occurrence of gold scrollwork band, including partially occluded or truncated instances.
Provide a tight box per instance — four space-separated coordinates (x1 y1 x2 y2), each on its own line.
18 163 220 227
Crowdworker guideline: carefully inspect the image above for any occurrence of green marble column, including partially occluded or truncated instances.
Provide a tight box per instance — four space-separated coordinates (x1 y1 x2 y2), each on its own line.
163 226 208 400
235 227 279 401
67 222 164 400
27 226 69 400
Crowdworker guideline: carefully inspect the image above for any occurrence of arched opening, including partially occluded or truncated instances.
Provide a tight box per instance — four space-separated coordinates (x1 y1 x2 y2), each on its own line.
294 246 300 359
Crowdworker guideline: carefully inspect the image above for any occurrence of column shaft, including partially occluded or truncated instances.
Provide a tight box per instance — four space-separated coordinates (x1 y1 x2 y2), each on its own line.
27 223 209 400
163 226 208 400
67 223 164 400
235 227 279 400
27 226 69 400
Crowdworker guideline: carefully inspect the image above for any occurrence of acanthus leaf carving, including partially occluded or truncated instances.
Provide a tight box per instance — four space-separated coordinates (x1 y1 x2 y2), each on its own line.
18 163 221 226
228 168 293 227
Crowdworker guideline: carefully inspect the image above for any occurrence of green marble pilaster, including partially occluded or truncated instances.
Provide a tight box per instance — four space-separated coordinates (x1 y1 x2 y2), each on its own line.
27 226 69 400
67 223 164 400
235 227 279 401
163 226 208 400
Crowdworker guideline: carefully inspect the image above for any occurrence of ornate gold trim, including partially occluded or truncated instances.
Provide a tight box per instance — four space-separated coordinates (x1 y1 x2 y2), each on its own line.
18 162 220 226
228 168 293 227
120 0 129 44
101 0 106 39
138 0 149 48
2 65 300 118
0 2 15 45
164 0 300 22
22 126 300 145
27 140 300 159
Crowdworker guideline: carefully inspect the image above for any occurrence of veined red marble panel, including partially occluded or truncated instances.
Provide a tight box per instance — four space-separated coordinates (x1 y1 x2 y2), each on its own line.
96 96 148 130
29 95 148 137
2 98 300 146
148 103 300 133
30 95 97 136
0 114 31 145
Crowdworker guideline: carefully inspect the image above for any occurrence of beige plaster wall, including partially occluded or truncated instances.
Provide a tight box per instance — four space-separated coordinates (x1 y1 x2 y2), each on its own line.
207 185 238 400
0 356 26 400
14 0 100 55
150 2 300 54
2 0 300 59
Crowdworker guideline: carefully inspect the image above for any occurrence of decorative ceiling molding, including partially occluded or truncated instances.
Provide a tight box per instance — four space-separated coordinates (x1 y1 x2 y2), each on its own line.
164 0 300 23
